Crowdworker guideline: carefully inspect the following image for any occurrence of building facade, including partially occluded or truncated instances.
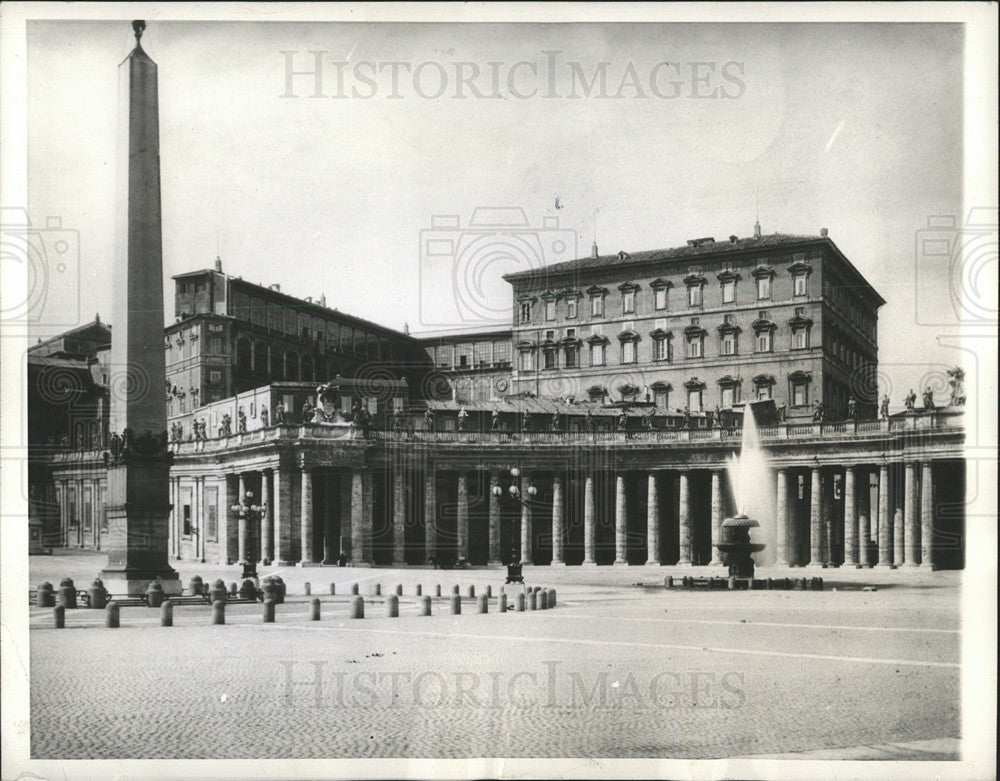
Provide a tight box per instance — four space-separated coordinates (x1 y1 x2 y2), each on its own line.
504 227 883 420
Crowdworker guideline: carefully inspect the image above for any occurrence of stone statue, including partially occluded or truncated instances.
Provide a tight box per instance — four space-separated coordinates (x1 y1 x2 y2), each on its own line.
458 407 469 431
922 386 935 411
220 413 232 437
617 411 627 431
551 412 561 432
237 407 247 433
301 398 315 423
643 407 655 430
879 394 890 420
947 367 966 407
847 396 857 421
424 407 435 431
904 389 917 411
260 406 269 427
274 401 285 425
491 409 501 431
519 410 529 432
812 399 825 422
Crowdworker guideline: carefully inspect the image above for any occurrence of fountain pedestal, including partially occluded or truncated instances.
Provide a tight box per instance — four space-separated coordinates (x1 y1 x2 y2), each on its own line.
715 515 766 580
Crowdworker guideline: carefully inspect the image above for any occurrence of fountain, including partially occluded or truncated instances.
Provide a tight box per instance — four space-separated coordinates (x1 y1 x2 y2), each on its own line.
715 514 767 579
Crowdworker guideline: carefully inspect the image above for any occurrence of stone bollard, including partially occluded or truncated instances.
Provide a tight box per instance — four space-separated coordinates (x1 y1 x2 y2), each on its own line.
188 576 204 595
213 601 225 625
58 579 76 609
538 590 548 610
665 576 673 589
435 584 442 597
262 599 275 623
416 584 422 596
387 595 399 617
727 577 737 590
516 593 526 612
36 582 55 608
395 584 403 597
351 582 359 595
273 576 286 603
329 583 336 595
239 579 257 600
548 588 556 607
209 585 227 605
420 595 432 616
90 579 108 610
452 584 460 596
499 593 508 613
799 578 808 591
527 590 537 611
765 578 774 590
310 598 321 621
486 585 492 598
229 582 238 596
145 582 164 609
262 579 280 603
477 594 488 613
450 595 462 615
468 585 476 598
374 583 382 597
350 595 365 619
161 601 173 627
53 605 65 628
304 582 311 596
105 601 120 628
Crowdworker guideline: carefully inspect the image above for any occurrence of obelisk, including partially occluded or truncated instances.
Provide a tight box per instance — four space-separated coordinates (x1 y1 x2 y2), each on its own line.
100 21 180 595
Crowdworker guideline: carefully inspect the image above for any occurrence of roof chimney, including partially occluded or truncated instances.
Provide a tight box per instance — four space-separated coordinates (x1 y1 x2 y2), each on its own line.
95 312 101 323
403 322 410 335
305 296 313 303
269 283 281 292
617 250 628 261
729 235 738 244
591 241 599 258
753 220 761 239
214 255 222 272
820 227 829 238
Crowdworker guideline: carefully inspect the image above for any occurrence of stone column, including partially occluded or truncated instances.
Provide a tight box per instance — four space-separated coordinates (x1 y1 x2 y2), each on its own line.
236 474 249 564
551 473 565 565
272 467 294 565
821 471 833 565
645 472 660 566
893 506 904 568
877 464 891 567
299 468 315 565
920 462 934 568
362 470 374 564
392 470 406 565
677 471 692 566
457 471 470 562
350 469 372 566
583 473 596 565
844 467 858 566
709 470 723 566
613 474 628 565
775 469 789 566
260 469 273 564
519 473 532 565
488 470 502 565
858 468 871 567
322 474 337 564
809 468 822 565
424 469 437 563
904 462 919 567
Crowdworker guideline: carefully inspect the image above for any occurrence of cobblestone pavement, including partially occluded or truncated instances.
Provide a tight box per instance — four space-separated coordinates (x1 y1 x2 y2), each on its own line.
25 554 961 760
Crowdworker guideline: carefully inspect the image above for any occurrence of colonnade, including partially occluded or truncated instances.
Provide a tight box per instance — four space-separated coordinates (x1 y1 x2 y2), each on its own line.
186 458 952 569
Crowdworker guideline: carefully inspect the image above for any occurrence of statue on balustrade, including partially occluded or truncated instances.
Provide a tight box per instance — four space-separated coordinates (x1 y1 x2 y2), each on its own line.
812 399 825 422
643 407 656 430
220 413 232 437
922 387 935 411
880 394 890 420
847 396 857 421
551 412 561 432
237 407 247 433
458 407 469 431
947 367 966 407
491 409 501 431
274 401 285 425
301 397 315 423
424 407 435 431
260 406 269 427
904 389 917 411
617 410 628 431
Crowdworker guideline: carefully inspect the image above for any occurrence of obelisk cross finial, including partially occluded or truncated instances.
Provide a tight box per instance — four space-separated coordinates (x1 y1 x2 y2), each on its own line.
132 20 145 43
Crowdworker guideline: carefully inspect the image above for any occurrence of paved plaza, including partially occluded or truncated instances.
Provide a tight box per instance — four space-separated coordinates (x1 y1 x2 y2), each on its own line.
27 551 960 760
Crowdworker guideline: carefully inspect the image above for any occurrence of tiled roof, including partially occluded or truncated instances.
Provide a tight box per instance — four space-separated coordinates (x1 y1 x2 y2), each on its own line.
27 355 92 370
504 233 824 282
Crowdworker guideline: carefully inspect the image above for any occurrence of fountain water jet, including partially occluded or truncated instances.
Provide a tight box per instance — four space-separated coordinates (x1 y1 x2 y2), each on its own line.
724 400 777 568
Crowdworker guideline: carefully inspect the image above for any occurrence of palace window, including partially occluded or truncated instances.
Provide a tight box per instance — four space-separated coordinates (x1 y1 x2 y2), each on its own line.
757 276 771 299
792 327 809 349
544 299 556 321
623 290 635 314
721 332 737 356
564 345 578 368
519 350 534 371
794 274 807 296
654 336 670 361
566 297 578 319
652 384 670 409
622 340 636 364
543 345 557 369
590 340 606 366
756 331 773 352
688 285 702 307
721 386 735 408
655 288 667 310
789 372 812 407
520 301 532 323
591 294 605 317
686 334 703 358
687 388 703 412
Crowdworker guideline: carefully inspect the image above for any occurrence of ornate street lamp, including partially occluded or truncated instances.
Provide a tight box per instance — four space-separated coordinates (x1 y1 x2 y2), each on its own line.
490 466 537 506
231 490 266 575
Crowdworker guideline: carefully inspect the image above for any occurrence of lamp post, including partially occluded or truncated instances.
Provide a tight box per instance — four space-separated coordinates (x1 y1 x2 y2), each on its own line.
231 490 266 570
491 467 537 564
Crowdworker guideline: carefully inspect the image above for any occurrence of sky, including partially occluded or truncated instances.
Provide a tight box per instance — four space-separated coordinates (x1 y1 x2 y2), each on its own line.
23 19 984 402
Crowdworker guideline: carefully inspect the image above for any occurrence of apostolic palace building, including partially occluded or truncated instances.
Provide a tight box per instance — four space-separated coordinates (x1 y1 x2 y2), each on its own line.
30 223 967 571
